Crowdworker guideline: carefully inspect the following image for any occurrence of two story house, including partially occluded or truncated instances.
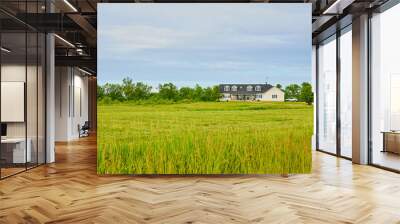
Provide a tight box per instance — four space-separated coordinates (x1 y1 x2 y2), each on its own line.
219 84 284 102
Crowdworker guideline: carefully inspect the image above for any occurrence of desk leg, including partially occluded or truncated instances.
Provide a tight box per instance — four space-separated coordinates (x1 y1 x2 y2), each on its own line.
382 133 386 153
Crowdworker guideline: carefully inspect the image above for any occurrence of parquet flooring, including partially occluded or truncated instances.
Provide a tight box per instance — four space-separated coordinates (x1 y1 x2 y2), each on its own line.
1 135 400 223
0 167 26 178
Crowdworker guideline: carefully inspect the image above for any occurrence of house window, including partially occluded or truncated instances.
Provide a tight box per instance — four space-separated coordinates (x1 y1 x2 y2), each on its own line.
256 94 262 99
255 85 261 91
247 85 253 91
272 94 278 99
224 85 230 91
231 85 237 91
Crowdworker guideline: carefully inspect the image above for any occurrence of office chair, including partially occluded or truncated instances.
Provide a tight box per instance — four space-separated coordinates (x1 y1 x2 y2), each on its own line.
79 121 90 138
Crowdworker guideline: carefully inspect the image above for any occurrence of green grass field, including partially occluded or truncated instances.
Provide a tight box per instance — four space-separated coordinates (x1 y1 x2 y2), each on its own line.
97 101 313 174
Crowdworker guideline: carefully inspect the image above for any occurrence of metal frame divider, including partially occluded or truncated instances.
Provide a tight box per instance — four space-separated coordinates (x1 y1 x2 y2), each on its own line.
336 25 341 157
36 0 39 168
25 1 28 171
367 10 373 165
0 24 2 179
44 0 48 165
315 45 320 151
315 23 353 162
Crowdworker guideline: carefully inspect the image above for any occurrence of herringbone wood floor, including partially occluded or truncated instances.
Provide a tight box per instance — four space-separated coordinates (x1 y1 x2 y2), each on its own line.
1 136 400 224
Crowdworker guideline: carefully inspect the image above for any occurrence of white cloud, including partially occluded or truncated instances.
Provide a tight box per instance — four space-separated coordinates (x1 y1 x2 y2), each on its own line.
199 61 254 70
229 34 288 46
99 25 196 53
99 23 291 60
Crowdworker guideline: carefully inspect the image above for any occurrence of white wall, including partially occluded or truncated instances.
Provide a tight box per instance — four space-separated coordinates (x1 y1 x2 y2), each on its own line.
1 65 26 140
1 63 47 164
1 82 25 122
78 73 89 122
1 64 26 82
1 65 26 127
55 67 70 141
55 67 89 141
71 72 89 138
1 65 41 137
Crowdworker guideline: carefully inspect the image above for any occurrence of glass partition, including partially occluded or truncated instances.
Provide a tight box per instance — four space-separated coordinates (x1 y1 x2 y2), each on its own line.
0 31 28 177
317 35 337 154
339 27 352 158
0 2 46 179
38 32 46 165
27 31 38 169
370 4 400 171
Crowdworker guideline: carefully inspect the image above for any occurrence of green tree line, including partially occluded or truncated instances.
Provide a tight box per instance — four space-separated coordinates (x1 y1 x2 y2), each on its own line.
97 77 221 103
98 77 313 105
282 82 314 105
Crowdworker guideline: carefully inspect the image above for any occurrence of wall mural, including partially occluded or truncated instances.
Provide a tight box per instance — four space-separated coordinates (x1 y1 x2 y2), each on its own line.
97 3 313 174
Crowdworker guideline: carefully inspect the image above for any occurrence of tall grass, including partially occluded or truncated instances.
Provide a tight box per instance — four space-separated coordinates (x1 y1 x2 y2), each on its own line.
97 102 313 174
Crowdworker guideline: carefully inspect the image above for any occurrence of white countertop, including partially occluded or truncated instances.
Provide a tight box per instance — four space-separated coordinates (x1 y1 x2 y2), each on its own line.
1 138 30 143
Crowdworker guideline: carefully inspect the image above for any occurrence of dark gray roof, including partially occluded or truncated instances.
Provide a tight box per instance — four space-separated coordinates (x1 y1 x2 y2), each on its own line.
219 84 274 94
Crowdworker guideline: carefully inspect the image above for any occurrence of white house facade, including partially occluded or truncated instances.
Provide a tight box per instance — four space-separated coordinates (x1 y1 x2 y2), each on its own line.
219 84 284 102
260 86 285 101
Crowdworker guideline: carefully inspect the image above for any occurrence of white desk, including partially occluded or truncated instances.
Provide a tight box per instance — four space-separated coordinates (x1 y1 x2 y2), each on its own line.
1 138 31 163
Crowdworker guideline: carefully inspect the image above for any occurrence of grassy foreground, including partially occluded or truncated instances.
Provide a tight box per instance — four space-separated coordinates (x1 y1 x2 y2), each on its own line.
97 102 313 174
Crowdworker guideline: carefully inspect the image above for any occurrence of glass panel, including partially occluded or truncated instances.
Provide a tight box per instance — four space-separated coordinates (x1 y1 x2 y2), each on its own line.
312 46 317 151
26 0 39 169
0 1 46 179
1 31 27 177
371 4 400 171
340 28 352 158
318 36 337 154
38 33 45 165
27 31 38 169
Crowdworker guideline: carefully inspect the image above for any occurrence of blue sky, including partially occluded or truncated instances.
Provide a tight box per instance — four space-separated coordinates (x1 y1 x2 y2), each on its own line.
98 4 311 88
